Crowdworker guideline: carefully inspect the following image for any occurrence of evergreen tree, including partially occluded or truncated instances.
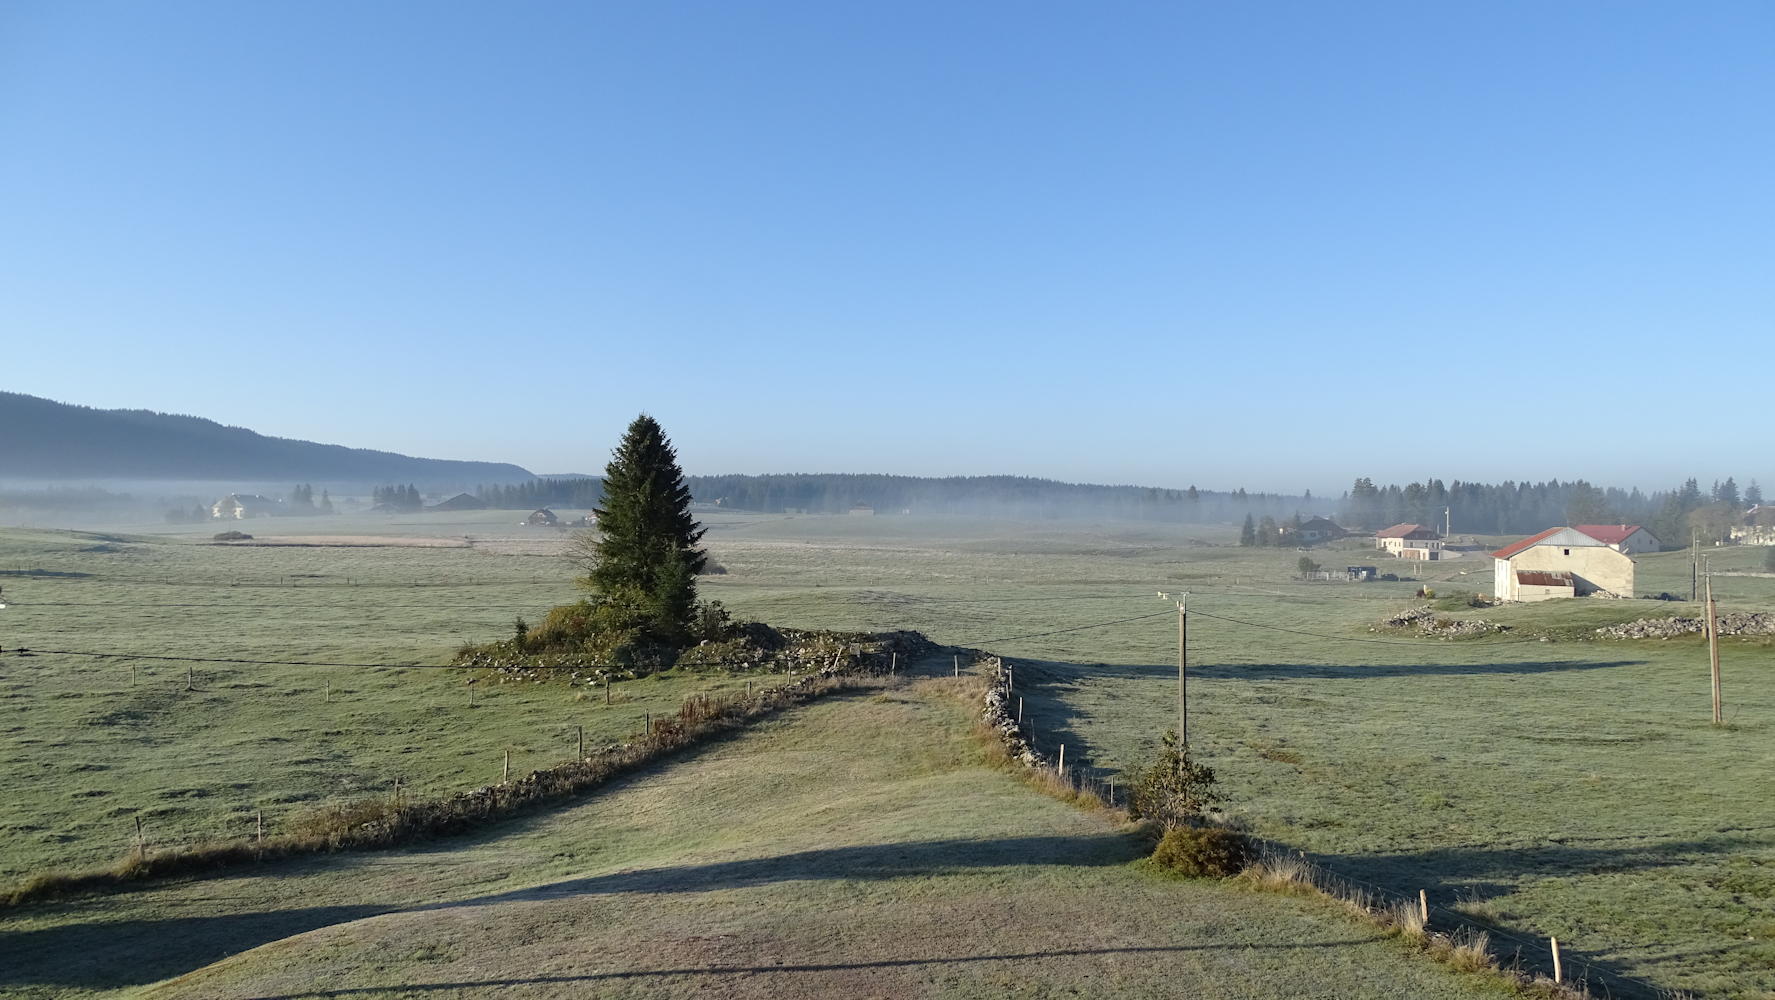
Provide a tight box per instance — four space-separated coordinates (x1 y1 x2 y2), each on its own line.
579 415 707 641
1718 477 1741 510
1239 514 1256 547
1747 480 1764 507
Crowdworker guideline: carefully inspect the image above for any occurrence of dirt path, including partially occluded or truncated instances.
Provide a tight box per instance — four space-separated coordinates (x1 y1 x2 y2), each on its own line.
4 671 1500 1000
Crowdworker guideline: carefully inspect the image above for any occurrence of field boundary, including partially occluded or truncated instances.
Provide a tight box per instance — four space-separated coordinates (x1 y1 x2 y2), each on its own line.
2 663 892 909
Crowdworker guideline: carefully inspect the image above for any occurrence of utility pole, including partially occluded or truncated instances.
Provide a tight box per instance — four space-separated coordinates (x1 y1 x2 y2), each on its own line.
1177 593 1189 747
1707 570 1723 725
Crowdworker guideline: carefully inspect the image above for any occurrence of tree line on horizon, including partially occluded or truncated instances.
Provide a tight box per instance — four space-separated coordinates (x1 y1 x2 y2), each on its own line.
1339 476 1764 545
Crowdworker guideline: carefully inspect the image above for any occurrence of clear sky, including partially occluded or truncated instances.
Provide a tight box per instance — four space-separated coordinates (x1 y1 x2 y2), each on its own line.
3 2 1769 493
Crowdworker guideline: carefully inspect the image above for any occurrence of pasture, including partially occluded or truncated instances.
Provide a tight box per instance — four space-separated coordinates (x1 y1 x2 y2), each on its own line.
2 508 1771 997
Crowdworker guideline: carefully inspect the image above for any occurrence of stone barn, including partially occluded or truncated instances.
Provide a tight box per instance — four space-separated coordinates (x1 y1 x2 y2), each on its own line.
1493 527 1635 601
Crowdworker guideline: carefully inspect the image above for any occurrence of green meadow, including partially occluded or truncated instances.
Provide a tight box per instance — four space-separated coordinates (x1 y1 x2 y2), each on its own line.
1 509 1771 997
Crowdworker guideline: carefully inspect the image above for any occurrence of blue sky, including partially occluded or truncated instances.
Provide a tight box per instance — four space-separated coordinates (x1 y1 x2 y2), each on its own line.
3 2 1769 493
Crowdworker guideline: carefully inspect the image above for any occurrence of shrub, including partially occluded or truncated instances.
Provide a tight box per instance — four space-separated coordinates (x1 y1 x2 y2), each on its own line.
212 530 252 541
1150 825 1253 877
1126 729 1219 829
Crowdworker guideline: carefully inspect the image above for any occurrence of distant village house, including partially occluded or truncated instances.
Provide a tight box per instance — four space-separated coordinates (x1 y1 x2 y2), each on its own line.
1296 517 1346 544
1731 506 1775 546
1492 526 1638 602
210 494 281 520
1373 523 1443 560
524 508 559 526
848 503 875 516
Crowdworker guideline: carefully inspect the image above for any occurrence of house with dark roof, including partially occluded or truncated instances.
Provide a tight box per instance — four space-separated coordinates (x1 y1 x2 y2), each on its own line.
1492 527 1635 601
524 508 559 526
429 493 487 512
1296 517 1346 544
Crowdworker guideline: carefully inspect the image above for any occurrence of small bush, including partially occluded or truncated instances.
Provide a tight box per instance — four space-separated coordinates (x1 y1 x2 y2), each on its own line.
1126 729 1219 829
212 530 252 542
1151 825 1253 877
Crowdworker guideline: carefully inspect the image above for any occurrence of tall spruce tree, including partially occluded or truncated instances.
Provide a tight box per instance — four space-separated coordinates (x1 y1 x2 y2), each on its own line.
582 415 706 640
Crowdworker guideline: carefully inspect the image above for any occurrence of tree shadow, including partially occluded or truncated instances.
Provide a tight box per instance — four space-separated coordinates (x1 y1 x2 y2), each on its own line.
438 832 1146 909
238 939 1383 998
0 904 390 990
0 833 1144 991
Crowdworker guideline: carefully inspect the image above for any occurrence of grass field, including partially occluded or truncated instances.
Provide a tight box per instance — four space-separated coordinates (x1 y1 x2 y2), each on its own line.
5 670 1508 1000
2 509 1772 997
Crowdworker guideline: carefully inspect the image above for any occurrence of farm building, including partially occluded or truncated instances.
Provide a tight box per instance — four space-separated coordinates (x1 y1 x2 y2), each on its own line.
1296 517 1346 543
524 508 559 526
1492 527 1635 601
1374 523 1443 560
429 493 487 512
1731 506 1775 545
210 494 281 519
1571 524 1661 555
848 504 875 516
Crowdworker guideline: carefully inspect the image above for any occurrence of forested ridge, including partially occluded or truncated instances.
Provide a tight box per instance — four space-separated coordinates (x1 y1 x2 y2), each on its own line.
0 392 531 486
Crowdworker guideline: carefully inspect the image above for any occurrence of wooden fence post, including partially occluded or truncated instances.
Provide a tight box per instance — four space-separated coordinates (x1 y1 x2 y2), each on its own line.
577 725 584 761
606 676 611 705
186 664 194 691
134 815 145 854
1550 937 1563 984
1418 889 1428 924
502 749 511 784
256 809 264 846
1058 743 1065 776
1018 697 1023 722
891 652 897 675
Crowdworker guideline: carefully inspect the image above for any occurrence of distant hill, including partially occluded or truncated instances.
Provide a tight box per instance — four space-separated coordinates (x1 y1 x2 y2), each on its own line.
0 391 532 487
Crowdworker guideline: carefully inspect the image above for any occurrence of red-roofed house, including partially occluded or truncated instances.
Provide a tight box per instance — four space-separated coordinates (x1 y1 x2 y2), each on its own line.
1373 523 1443 560
1572 524 1661 555
1492 527 1635 602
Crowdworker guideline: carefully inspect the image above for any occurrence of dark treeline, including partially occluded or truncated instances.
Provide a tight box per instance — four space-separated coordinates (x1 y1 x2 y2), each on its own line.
1341 476 1764 546
371 484 424 512
475 477 604 510
683 474 1308 522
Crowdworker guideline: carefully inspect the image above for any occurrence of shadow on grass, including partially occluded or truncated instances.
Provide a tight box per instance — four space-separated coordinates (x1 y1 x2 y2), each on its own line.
446 832 1147 908
0 833 1143 990
0 904 391 990
1027 658 1646 684
235 939 1382 998
1308 834 1775 1000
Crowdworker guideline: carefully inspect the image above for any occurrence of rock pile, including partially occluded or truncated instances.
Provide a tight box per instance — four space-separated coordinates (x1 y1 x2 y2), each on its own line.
1377 605 1508 638
1595 612 1775 639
